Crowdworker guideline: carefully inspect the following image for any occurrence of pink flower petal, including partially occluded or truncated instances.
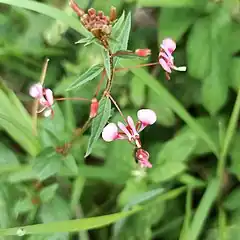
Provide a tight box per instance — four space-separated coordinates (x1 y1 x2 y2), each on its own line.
159 58 172 73
102 123 118 142
162 38 176 53
29 83 43 98
118 121 132 140
127 116 139 137
45 89 54 106
137 109 157 125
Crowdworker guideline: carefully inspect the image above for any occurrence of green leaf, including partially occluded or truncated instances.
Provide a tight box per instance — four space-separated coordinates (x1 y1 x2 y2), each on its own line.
111 11 125 39
40 184 59 203
0 0 89 37
223 188 240 211
147 88 176 127
187 17 211 80
130 76 145 107
155 131 198 164
14 198 34 217
0 143 19 165
201 9 231 115
32 148 62 181
150 162 186 183
0 83 40 156
113 12 131 53
67 64 104 91
189 178 220 240
85 97 112 157
178 174 206 188
158 8 198 43
61 155 78 175
118 179 148 207
39 196 71 223
102 49 111 80
0 207 140 236
230 58 240 91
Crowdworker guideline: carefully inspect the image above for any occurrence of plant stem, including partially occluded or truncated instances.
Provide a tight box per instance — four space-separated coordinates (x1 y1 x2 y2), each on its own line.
217 89 240 181
104 49 114 93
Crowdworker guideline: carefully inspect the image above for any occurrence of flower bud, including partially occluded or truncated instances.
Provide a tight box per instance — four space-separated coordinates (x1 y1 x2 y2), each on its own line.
135 148 152 168
135 49 151 57
90 98 99 118
110 6 117 22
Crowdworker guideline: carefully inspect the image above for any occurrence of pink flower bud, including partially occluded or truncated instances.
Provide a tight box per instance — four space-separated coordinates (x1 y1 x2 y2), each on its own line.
29 83 43 98
102 123 118 142
135 49 151 57
90 98 99 118
137 109 157 125
135 149 152 168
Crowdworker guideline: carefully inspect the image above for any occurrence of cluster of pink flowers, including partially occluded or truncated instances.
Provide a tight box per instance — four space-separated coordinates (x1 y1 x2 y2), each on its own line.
29 37 186 169
102 109 157 168
29 83 54 118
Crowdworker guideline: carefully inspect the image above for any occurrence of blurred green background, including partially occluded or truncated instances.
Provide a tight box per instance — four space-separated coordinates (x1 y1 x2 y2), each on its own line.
0 0 240 239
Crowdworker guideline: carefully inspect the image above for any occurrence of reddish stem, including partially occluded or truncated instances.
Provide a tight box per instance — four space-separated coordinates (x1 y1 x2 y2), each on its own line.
114 62 159 73
94 70 106 97
106 93 127 123
55 97 91 102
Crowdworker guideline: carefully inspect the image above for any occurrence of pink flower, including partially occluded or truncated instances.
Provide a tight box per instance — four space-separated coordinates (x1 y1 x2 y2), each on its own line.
102 109 157 148
29 83 54 118
135 148 152 168
159 38 186 80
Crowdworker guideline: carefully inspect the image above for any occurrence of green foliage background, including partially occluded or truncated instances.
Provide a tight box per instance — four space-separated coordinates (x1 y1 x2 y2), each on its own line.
0 0 240 239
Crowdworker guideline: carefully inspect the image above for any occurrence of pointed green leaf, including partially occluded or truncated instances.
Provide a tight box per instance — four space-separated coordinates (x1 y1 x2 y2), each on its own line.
111 11 125 39
102 49 111 80
67 64 104 91
113 12 132 53
85 97 111 157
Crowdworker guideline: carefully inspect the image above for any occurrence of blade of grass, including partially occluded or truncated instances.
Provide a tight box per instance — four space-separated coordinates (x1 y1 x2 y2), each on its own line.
0 0 89 37
189 178 220 240
217 89 240 180
0 207 141 236
120 59 218 156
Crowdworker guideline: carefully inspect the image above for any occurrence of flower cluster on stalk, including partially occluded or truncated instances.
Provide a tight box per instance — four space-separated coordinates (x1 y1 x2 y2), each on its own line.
28 0 187 170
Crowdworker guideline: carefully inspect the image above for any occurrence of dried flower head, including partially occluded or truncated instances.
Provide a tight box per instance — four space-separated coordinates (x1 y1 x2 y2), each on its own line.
70 0 116 44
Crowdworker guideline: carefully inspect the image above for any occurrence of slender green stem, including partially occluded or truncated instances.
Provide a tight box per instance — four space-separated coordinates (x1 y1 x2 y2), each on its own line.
217 89 240 180
180 187 192 240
